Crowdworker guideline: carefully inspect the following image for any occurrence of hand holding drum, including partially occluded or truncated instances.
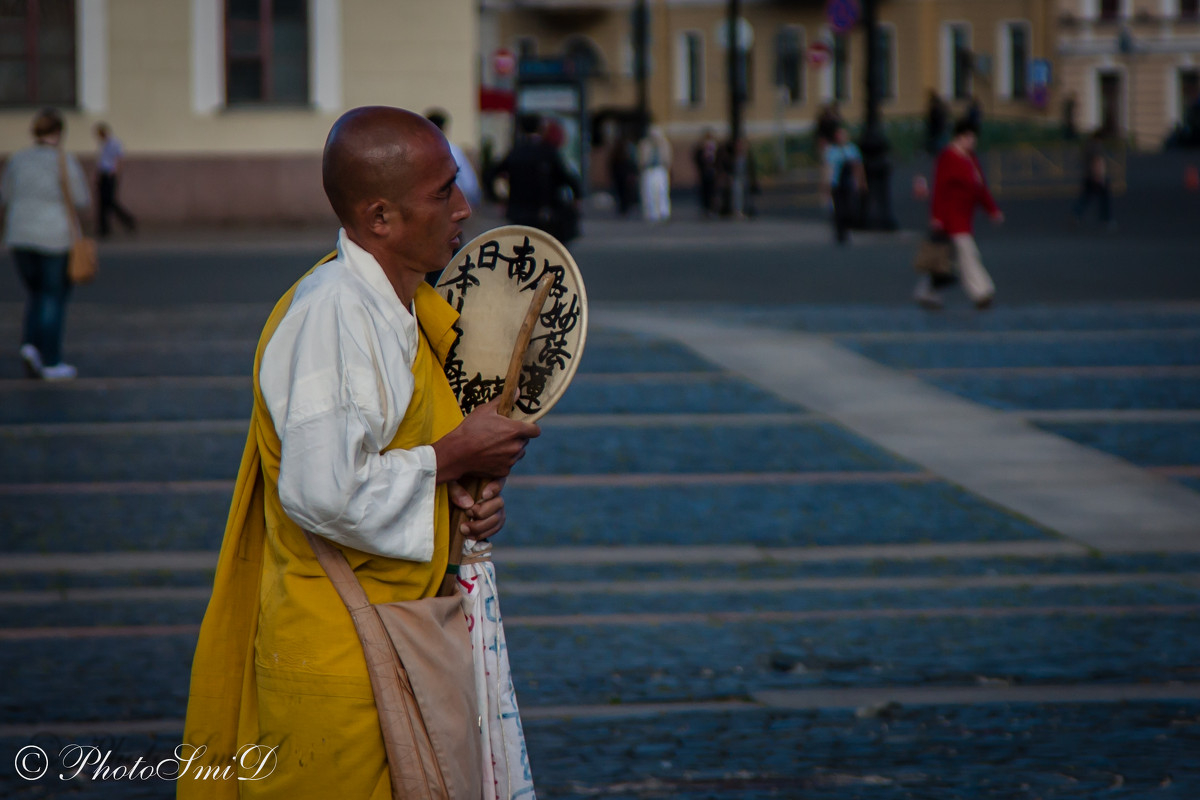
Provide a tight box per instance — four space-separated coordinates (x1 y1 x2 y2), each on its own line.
434 225 588 595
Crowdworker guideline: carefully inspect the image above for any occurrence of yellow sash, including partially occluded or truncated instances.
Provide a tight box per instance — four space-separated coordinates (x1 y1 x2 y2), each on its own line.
179 257 463 799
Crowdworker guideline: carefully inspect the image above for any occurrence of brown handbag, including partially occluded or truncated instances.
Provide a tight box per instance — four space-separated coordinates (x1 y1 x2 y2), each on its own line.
913 230 953 277
56 147 97 284
304 531 483 800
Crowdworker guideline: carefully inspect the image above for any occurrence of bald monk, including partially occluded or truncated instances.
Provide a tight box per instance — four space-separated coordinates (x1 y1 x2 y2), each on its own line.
178 106 540 799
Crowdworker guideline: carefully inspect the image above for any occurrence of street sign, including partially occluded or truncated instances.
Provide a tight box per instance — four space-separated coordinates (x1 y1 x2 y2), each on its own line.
808 40 831 67
493 48 516 77
827 0 860 35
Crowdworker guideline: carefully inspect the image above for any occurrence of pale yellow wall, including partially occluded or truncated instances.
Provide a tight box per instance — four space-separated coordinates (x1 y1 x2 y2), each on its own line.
495 0 1057 137
0 0 478 157
341 0 478 145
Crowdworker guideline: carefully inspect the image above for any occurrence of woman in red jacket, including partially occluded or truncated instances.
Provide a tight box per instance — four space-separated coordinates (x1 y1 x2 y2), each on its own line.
914 119 1004 310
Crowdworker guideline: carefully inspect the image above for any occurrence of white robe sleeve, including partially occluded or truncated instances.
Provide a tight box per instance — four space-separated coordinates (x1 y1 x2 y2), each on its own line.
260 288 439 562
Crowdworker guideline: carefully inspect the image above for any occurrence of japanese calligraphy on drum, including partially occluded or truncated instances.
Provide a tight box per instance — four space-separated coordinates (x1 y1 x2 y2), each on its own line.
437 225 588 423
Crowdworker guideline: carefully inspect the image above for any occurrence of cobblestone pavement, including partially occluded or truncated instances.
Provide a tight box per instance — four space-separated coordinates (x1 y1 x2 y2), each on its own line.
1 298 1199 799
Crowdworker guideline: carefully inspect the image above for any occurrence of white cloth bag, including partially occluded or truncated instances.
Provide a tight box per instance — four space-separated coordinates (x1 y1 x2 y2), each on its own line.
458 539 537 800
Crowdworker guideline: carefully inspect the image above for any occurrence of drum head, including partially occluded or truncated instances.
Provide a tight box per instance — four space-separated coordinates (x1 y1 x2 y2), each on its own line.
436 225 588 423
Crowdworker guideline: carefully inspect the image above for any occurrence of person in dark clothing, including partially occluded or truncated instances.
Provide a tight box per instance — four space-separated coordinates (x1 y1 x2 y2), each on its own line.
609 134 638 217
693 129 720 217
925 90 948 155
1072 130 1113 227
716 136 759 218
486 114 582 243
94 122 136 238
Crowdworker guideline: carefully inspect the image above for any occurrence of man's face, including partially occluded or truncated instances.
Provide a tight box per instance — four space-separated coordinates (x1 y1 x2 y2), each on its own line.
390 132 471 276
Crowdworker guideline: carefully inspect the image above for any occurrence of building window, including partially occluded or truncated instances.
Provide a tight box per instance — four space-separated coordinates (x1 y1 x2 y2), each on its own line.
226 0 309 105
875 24 896 100
1006 22 1029 99
1182 0 1199 19
1099 0 1121 21
0 0 76 108
775 27 804 105
832 33 848 101
675 31 703 107
947 23 971 100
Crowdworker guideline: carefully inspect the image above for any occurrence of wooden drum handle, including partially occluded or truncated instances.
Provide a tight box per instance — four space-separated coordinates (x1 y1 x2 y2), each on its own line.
438 277 555 596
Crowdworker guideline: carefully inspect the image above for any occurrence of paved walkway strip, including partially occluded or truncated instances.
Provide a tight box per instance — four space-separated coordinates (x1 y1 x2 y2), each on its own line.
836 328 1200 343
1 571 1192 606
911 365 1200 378
751 682 1200 711
596 311 1200 552
5 604 1197 640
1016 410 1200 423
0 541 1089 575
0 471 936 496
6 681 1200 738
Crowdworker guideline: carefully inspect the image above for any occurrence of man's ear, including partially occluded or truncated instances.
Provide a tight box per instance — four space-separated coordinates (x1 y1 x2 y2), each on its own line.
363 199 391 238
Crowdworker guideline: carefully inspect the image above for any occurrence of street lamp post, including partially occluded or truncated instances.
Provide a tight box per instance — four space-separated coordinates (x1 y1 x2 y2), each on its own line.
859 0 897 230
633 0 649 137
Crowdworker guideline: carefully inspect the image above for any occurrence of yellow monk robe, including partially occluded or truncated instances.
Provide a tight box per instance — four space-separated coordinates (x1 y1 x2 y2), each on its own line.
179 257 464 799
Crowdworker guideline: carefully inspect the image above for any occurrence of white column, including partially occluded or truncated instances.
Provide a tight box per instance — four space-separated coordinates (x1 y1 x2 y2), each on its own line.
191 0 222 115
311 0 341 112
78 0 107 114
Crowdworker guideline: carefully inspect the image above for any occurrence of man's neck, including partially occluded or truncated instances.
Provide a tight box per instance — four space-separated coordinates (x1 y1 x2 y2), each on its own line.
344 231 422 308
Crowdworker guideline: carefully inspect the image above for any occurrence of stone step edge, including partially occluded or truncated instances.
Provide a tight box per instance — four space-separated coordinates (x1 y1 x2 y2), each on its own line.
5 682 1200 738
0 541 1094 575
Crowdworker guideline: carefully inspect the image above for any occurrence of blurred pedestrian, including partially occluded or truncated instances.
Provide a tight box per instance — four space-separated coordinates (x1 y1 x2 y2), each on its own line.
93 121 136 238
815 102 842 157
541 119 580 242
425 108 482 208
487 113 581 242
717 136 759 219
1072 130 1113 229
637 126 672 222
965 95 983 133
2 108 89 380
822 126 866 244
925 90 948 155
609 133 638 216
693 128 720 217
914 119 1003 310
1062 92 1079 141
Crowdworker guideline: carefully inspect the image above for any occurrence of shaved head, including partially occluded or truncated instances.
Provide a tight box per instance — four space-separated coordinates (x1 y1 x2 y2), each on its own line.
322 106 446 228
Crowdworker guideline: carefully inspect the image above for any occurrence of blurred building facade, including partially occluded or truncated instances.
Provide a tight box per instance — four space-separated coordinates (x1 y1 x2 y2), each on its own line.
481 0 1063 187
1056 0 1200 147
0 0 478 225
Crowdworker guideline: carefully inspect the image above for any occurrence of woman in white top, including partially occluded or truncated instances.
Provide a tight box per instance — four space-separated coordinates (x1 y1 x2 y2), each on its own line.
2 108 90 379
